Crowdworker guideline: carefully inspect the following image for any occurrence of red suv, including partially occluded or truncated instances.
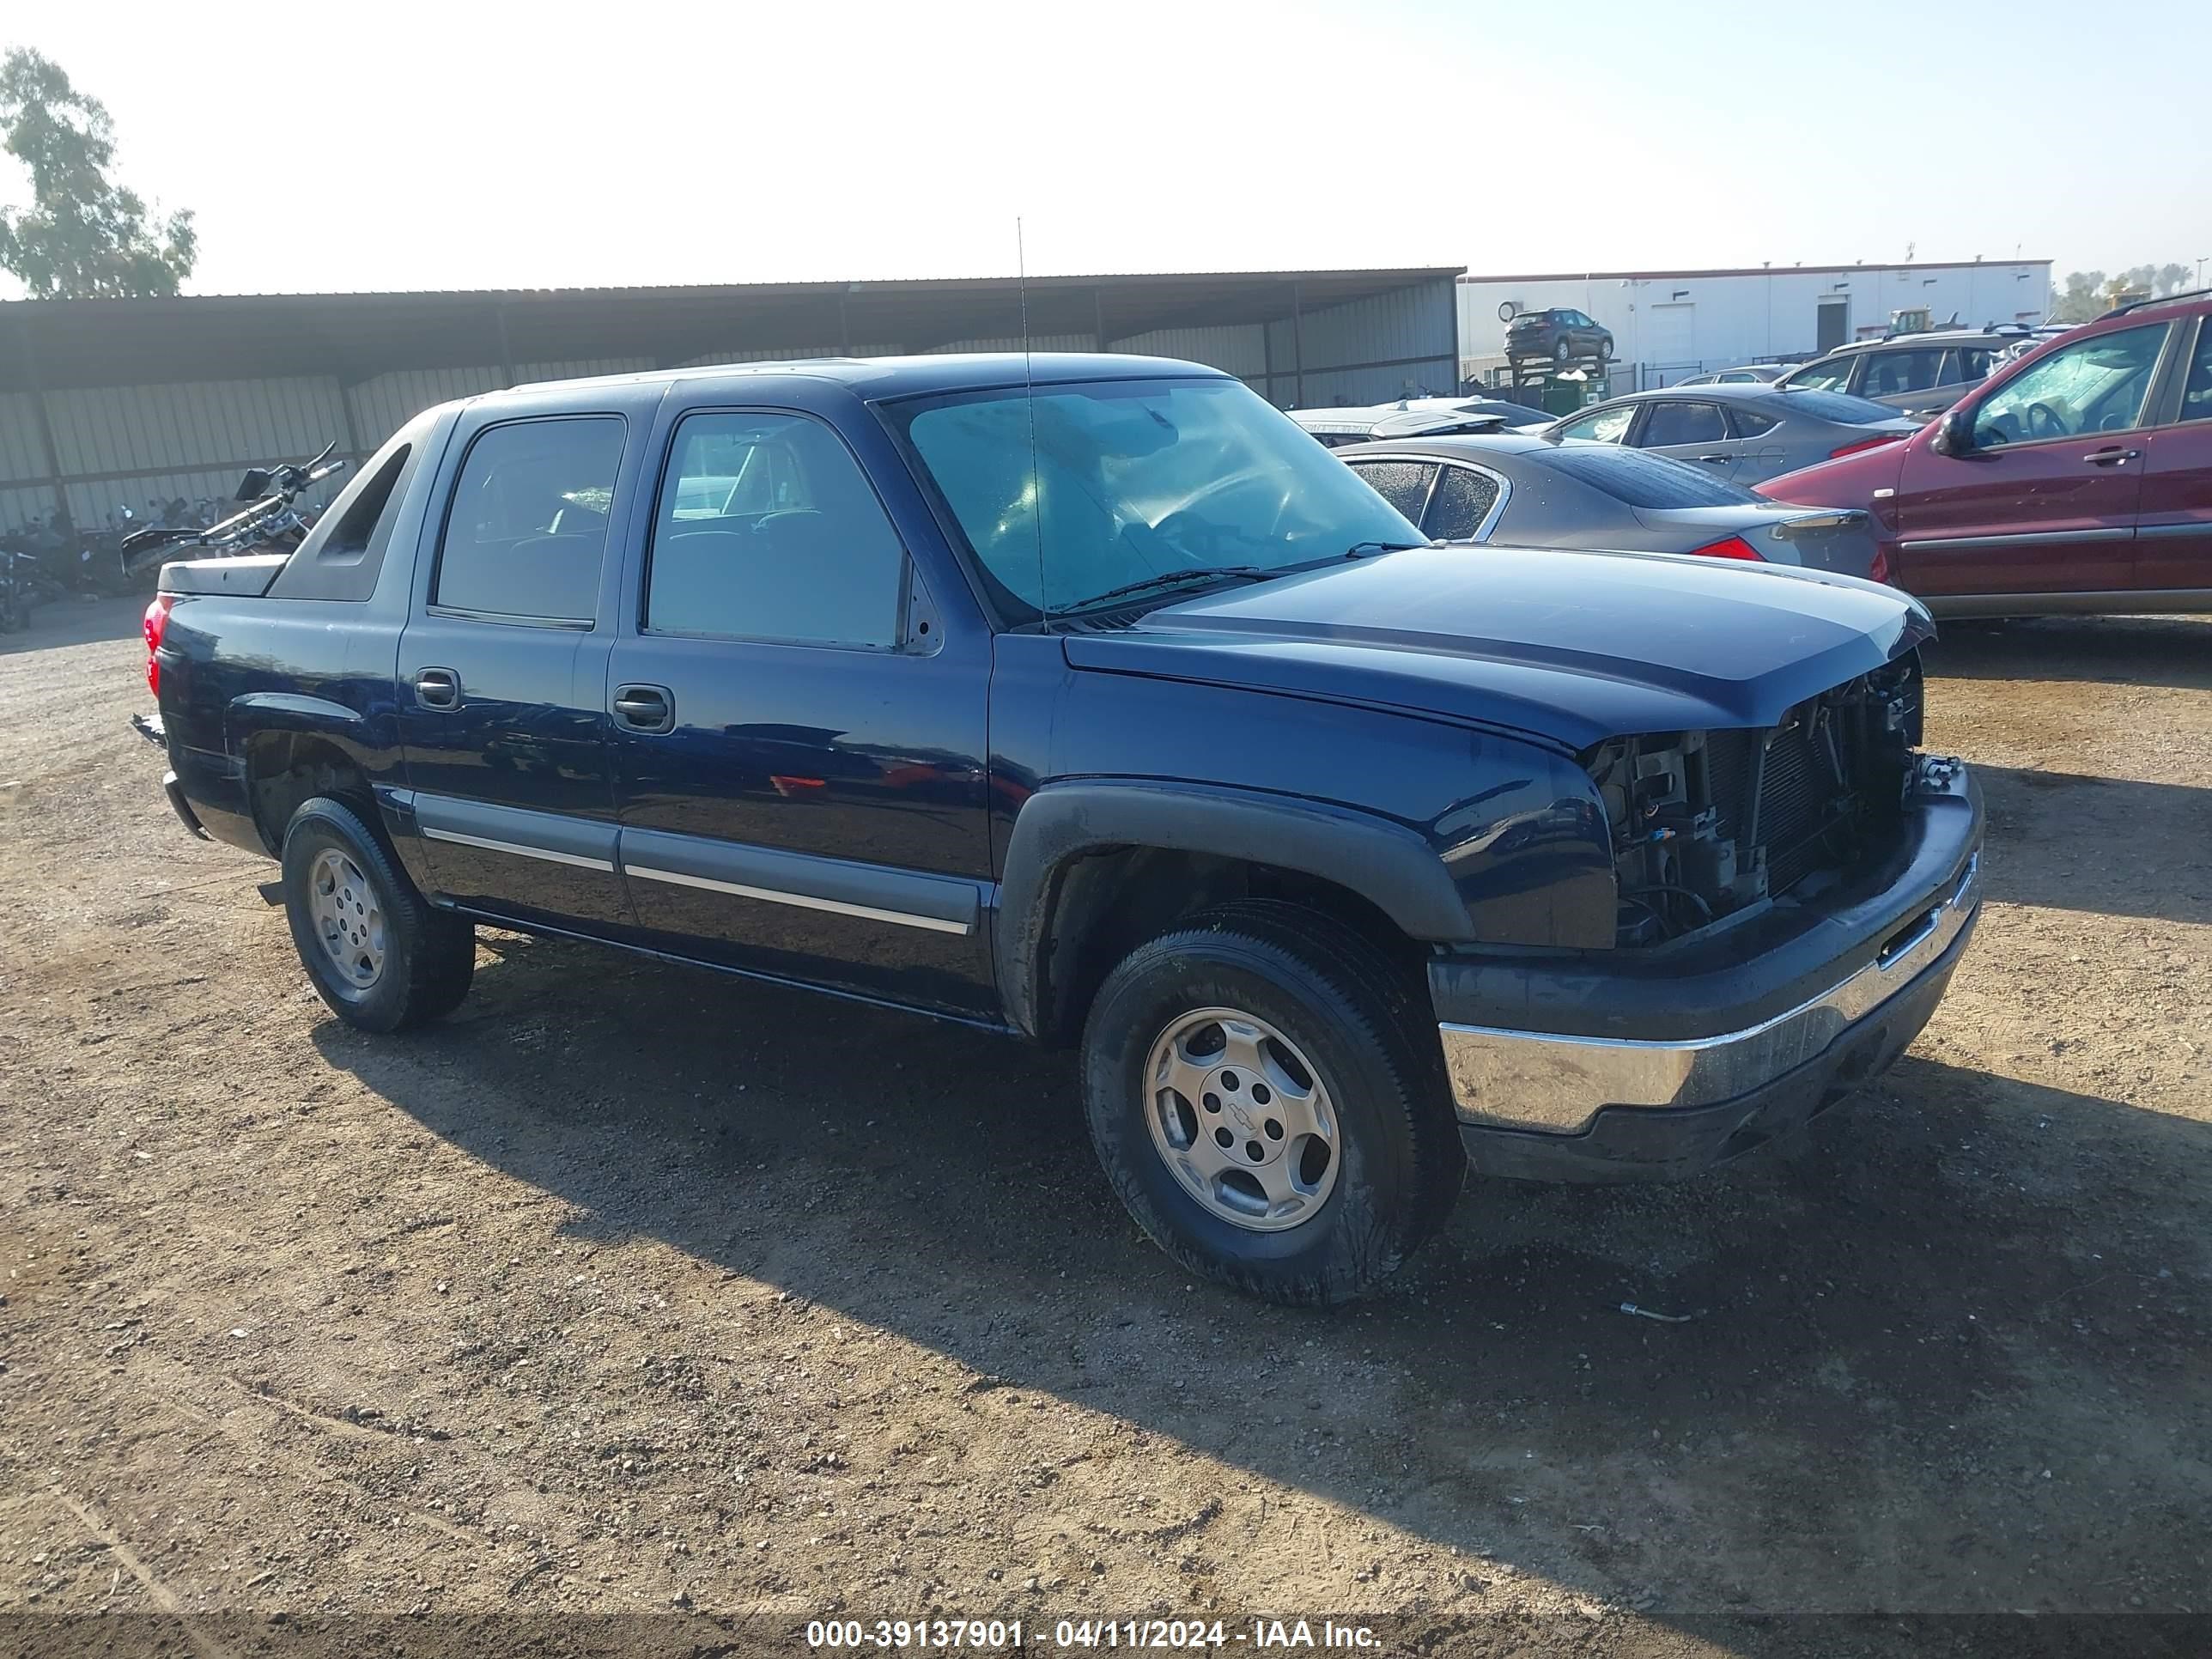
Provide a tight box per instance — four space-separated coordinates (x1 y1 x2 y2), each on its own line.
1758 289 2212 617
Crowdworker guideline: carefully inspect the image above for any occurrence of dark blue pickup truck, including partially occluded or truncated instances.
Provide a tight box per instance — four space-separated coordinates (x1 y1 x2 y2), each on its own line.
137 354 1982 1303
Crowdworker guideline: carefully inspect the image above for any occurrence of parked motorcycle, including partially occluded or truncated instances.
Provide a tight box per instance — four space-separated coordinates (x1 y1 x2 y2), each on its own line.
121 442 348 574
0 544 38 632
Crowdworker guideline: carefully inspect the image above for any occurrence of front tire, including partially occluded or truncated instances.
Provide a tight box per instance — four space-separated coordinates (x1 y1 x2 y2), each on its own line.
281 796 475 1032
1080 902 1462 1305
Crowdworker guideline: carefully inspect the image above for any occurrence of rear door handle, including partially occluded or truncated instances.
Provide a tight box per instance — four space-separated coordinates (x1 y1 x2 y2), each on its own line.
1693 454 1733 465
414 667 460 710
2083 447 2140 467
612 683 674 733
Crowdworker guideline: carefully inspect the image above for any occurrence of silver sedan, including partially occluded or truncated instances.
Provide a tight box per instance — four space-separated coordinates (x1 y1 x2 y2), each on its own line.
1537 384 1919 485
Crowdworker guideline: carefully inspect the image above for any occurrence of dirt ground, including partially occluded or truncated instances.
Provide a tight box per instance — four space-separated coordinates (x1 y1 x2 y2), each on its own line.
1 596 2208 1658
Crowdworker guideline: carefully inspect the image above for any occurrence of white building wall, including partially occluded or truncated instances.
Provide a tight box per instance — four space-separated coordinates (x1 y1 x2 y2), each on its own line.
1456 262 2053 386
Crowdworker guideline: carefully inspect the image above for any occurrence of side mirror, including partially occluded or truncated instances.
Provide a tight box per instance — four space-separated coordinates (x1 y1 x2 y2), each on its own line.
234 466 273 501
1929 408 1972 457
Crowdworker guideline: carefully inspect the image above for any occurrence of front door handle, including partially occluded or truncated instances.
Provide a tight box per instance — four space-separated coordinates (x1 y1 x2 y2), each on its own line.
414 667 460 710
2082 447 2140 467
612 683 674 733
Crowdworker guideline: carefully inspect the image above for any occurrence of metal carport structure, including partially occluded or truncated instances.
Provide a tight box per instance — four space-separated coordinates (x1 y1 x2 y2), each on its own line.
0 267 1462 532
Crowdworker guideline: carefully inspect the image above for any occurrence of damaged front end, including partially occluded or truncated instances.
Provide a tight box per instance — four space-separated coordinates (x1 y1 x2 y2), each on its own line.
1584 654 1925 946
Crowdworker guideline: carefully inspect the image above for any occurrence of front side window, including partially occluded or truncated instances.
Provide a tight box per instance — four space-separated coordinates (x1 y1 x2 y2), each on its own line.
1857 349 1947 399
647 411 907 648
1784 356 1856 394
1556 404 1634 444
434 416 624 622
1972 324 2167 447
1425 466 1503 541
891 377 1421 622
1346 461 1438 523
1638 401 1728 447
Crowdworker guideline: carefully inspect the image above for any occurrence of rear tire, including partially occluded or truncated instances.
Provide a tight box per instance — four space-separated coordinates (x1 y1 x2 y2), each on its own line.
281 796 475 1032
1080 901 1462 1305
1553 337 1571 365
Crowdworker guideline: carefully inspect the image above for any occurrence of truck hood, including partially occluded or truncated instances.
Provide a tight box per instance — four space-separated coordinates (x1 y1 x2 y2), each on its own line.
1060 544 1931 752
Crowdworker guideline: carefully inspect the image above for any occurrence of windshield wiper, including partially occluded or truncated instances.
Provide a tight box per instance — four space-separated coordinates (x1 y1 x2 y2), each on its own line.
1048 565 1274 615
1340 539 1429 558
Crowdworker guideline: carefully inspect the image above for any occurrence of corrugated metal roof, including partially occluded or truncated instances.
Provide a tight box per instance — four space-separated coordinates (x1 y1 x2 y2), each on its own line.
1459 258 2052 284
0 268 1464 391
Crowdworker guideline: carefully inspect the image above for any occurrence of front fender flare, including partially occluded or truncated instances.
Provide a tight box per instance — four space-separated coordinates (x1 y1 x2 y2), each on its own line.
994 780 1473 1039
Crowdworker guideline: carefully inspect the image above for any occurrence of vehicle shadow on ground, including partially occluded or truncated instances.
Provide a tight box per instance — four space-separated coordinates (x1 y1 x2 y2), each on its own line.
1972 763 2212 924
311 933 2212 1625
1923 615 2212 690
0 594 148 655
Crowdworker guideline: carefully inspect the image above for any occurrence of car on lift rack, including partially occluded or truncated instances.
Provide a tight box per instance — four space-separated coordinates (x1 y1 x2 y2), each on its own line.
132 352 1982 1305
1504 307 1613 367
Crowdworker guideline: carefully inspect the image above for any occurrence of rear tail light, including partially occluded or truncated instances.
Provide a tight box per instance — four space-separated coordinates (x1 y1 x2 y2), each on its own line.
1828 434 1905 459
1869 546 1894 585
1691 535 1765 562
143 594 174 696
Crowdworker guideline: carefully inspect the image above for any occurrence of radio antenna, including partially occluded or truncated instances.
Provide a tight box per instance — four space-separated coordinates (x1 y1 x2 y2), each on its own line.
1018 215 1046 626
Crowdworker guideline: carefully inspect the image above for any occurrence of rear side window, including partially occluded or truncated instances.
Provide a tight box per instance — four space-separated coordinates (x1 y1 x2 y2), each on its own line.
1727 407 1779 438
1638 401 1728 447
1534 444 1764 508
1346 460 1437 522
1857 348 1947 399
646 411 907 649
1425 466 1503 541
434 417 624 623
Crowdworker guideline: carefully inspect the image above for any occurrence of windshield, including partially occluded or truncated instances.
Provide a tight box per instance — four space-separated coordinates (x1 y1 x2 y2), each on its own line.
1775 387 1907 425
1782 356 1855 394
892 377 1422 621
1535 444 1765 507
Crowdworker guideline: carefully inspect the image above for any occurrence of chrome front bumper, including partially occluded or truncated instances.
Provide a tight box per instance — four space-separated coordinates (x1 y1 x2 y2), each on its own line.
1440 849 1981 1136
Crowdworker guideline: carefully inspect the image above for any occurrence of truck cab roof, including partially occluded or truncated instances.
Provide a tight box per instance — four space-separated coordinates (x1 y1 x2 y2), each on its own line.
498 351 1229 404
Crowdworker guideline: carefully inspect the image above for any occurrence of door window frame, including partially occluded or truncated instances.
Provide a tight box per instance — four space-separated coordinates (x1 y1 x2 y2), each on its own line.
1424 459 1512 542
638 404 940 655
2172 315 2212 426
1555 402 1638 444
1961 319 2190 454
425 411 630 631
1635 398 1730 449
1344 457 1443 526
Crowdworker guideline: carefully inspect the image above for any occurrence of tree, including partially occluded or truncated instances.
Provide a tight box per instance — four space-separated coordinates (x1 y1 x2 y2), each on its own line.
2053 270 2106 324
0 47 194 299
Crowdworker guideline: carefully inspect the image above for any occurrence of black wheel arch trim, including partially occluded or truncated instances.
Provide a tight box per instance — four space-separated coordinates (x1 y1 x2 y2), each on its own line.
994 780 1477 1039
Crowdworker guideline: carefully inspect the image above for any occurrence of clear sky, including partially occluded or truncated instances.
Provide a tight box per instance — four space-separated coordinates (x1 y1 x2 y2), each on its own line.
3 0 2206 297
